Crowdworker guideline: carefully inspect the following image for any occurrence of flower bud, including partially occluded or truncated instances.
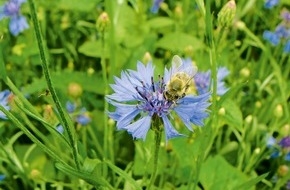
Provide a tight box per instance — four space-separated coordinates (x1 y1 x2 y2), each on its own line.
235 21 246 30
245 115 253 124
278 165 289 177
255 101 262 108
30 169 41 180
274 104 283 118
218 107 226 116
142 52 152 64
240 67 250 78
43 105 58 125
281 124 290 135
12 44 26 56
160 2 168 11
96 12 110 32
174 4 183 19
254 148 261 154
87 67 95 76
68 82 83 99
184 45 194 57
217 0 236 28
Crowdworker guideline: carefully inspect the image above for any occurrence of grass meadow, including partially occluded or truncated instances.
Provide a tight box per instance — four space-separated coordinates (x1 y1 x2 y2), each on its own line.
0 0 290 189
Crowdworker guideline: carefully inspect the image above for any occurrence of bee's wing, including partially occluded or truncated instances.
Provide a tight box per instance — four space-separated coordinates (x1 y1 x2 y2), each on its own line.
172 55 183 70
191 65 198 77
173 55 198 77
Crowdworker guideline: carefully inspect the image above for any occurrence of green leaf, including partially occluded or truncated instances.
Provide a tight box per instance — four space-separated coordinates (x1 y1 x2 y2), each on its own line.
222 99 243 131
105 160 142 190
23 71 106 95
156 32 203 52
148 17 174 29
82 158 102 173
0 42 7 82
55 162 112 189
78 40 109 58
234 173 268 189
200 155 252 190
58 0 99 11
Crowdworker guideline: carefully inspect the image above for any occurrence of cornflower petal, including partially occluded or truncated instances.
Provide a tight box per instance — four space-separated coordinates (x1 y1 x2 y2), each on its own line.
151 0 164 13
124 115 152 140
76 114 91 126
174 93 211 129
284 40 290 53
0 6 5 21
0 90 11 120
162 115 184 142
263 30 280 46
264 0 279 9
9 15 29 36
66 101 76 113
128 61 155 87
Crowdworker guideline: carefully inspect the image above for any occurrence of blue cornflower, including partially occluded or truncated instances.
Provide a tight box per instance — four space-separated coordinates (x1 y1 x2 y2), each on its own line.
151 0 164 13
194 67 229 96
279 136 290 148
263 30 280 46
56 125 64 134
267 136 276 147
264 0 279 9
287 181 290 190
267 136 290 160
65 101 91 126
275 24 290 39
66 101 76 113
106 58 211 141
281 9 290 22
0 90 11 120
76 108 91 126
284 40 290 53
0 0 29 36
0 174 5 181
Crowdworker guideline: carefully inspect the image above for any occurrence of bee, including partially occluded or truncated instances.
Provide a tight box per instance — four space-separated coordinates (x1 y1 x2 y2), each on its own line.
164 55 197 102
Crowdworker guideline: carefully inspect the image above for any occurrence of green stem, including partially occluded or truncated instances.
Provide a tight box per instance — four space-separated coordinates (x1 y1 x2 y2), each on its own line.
28 0 80 170
100 30 109 159
0 105 66 165
148 130 162 190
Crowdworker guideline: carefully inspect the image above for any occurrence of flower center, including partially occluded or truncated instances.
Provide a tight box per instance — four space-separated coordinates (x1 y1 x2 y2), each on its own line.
135 75 173 117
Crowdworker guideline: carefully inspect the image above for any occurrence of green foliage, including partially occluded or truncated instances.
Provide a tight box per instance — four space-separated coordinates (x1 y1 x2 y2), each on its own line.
0 0 289 189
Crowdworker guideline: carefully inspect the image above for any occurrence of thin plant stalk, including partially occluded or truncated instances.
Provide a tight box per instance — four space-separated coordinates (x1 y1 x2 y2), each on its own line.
27 0 80 170
148 130 162 190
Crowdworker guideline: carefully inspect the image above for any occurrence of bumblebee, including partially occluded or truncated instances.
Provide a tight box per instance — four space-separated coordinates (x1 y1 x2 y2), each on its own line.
164 55 197 102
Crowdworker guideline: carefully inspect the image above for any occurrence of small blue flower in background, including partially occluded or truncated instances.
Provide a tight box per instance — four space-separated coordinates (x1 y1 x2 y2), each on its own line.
56 125 64 134
263 31 280 46
106 57 211 142
194 67 229 96
279 136 290 148
263 8 290 53
151 0 164 13
267 135 290 160
0 174 5 181
0 0 29 36
0 90 11 120
264 0 279 9
267 136 276 147
284 40 290 53
65 101 91 126
66 101 77 113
